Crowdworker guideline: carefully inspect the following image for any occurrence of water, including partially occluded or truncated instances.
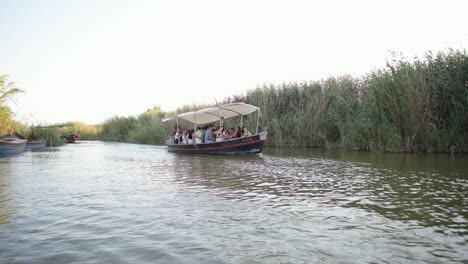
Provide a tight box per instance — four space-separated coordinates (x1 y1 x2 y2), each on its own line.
0 142 467 263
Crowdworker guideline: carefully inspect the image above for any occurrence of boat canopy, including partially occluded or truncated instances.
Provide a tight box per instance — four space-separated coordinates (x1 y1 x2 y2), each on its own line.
164 102 260 125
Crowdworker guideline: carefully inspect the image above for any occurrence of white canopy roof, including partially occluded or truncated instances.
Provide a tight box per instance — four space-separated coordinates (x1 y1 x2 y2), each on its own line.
165 102 260 125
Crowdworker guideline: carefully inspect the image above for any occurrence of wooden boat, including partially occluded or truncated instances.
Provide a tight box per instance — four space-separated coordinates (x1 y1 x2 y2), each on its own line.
26 139 47 150
164 103 267 155
0 135 27 155
63 133 80 143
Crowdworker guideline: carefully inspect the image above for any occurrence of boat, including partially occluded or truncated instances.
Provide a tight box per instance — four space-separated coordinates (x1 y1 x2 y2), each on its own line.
0 135 27 155
26 139 47 150
63 133 80 143
164 102 267 154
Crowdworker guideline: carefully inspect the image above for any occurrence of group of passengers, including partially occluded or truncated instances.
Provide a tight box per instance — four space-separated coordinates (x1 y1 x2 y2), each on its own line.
172 124 252 144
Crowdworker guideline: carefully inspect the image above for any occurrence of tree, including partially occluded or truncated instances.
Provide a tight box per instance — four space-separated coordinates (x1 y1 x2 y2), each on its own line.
0 75 23 105
0 75 24 134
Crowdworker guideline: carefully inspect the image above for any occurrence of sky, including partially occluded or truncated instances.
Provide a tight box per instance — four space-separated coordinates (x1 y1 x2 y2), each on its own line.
1 0 467 124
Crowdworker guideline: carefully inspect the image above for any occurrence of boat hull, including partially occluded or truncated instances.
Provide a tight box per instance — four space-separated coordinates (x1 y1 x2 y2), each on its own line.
26 140 47 150
0 138 27 154
168 133 266 155
64 134 80 143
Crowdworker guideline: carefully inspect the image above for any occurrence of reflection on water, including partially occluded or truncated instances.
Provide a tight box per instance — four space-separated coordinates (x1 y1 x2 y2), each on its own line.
0 162 14 225
170 150 468 234
0 142 467 263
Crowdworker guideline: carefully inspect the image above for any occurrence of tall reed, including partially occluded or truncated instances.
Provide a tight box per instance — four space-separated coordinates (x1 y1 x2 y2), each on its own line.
229 49 468 152
82 49 468 153
98 106 167 144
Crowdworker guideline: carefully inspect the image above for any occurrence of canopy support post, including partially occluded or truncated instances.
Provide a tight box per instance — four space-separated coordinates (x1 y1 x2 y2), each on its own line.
194 113 197 145
218 108 222 127
256 109 260 134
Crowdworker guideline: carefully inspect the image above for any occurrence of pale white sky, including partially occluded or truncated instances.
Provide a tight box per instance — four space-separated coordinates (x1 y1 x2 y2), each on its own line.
1 0 467 124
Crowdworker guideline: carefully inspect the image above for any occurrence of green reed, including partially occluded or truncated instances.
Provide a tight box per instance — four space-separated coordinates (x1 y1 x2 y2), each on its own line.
232 49 468 152
77 49 468 153
98 106 167 144
32 127 65 146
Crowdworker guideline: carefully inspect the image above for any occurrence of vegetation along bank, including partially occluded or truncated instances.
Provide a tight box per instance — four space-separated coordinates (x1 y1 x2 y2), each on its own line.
2 50 467 153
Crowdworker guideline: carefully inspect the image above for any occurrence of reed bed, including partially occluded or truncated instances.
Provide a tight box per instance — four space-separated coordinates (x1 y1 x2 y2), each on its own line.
229 50 468 152
32 127 65 146
98 106 167 144
16 49 465 153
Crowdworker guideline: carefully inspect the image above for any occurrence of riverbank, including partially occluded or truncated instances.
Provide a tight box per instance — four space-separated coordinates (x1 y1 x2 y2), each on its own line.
91 50 468 153
3 50 467 153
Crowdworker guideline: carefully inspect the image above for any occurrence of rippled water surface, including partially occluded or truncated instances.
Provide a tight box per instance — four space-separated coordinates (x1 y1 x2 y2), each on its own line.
0 142 467 263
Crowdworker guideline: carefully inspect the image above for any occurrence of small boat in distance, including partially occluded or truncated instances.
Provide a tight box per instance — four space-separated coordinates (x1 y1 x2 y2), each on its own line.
0 134 27 155
26 139 47 150
63 133 81 143
164 103 267 155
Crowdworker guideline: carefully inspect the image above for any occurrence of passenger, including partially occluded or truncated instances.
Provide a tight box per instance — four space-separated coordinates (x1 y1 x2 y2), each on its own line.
216 126 224 142
210 124 216 143
236 126 242 138
213 127 218 142
201 125 208 143
230 127 238 139
226 128 232 139
181 129 188 144
192 130 197 144
195 127 203 144
204 124 215 143
173 127 181 144
242 127 252 137
187 129 194 144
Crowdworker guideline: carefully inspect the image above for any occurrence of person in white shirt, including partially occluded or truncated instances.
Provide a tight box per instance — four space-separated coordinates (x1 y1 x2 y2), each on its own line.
195 127 203 144
181 130 188 144
187 129 194 144
216 126 224 142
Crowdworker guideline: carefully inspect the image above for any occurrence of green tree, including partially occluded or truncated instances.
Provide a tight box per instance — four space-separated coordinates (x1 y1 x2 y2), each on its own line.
0 75 23 104
0 75 24 135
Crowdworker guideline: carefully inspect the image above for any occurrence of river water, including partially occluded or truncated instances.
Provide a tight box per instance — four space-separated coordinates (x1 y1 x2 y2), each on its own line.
0 141 467 263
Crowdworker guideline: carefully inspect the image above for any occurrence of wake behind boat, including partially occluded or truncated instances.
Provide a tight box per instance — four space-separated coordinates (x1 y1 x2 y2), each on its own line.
164 103 267 155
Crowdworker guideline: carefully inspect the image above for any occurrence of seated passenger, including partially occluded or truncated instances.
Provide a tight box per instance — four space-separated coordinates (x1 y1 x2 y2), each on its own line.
187 129 194 144
222 127 229 141
204 124 215 143
216 127 224 142
181 129 188 144
229 127 238 139
236 126 242 138
195 127 203 144
201 125 208 143
173 127 181 144
242 127 252 137
192 130 196 144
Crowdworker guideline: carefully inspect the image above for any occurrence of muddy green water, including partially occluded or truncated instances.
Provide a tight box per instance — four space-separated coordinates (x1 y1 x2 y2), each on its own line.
0 142 467 263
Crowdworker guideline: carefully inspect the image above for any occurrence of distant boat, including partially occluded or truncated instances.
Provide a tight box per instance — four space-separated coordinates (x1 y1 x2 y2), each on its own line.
0 135 27 155
164 103 267 155
26 139 47 150
63 133 80 143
